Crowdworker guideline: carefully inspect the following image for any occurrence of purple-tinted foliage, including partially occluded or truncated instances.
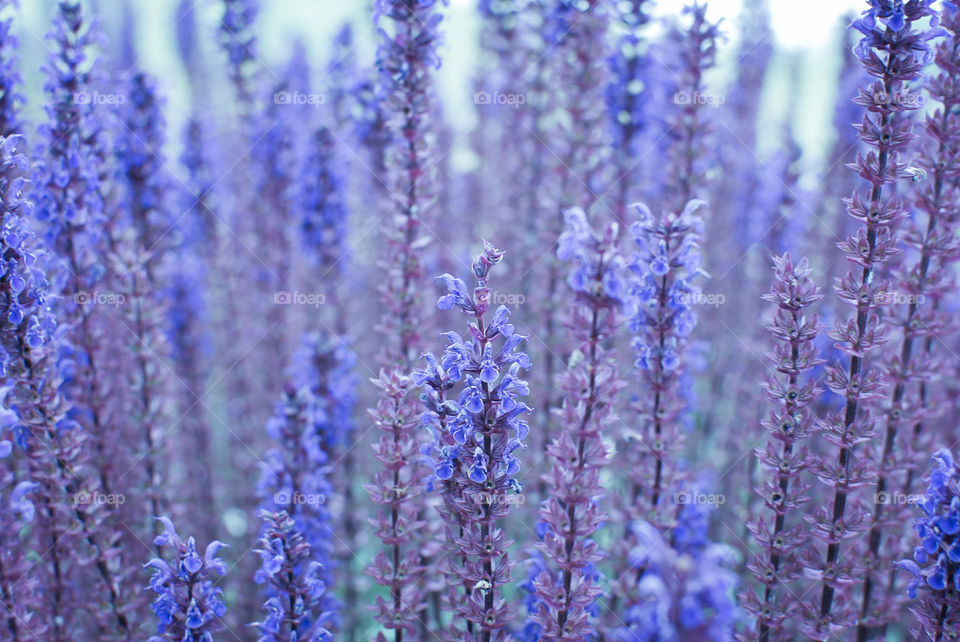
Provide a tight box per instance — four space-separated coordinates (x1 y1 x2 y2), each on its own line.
858 1 960 633
743 254 823 640
114 70 176 532
663 2 722 214
374 0 446 369
527 210 624 639
803 1 943 637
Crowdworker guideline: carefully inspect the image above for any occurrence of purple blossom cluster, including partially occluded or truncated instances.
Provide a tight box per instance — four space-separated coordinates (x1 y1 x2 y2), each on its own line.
5 0 960 640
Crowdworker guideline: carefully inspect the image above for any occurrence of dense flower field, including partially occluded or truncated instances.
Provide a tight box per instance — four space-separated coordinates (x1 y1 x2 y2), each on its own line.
3 0 960 639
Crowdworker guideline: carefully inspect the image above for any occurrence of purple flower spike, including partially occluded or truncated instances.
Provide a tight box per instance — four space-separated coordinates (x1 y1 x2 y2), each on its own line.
415 241 531 638
145 516 228 640
527 213 623 639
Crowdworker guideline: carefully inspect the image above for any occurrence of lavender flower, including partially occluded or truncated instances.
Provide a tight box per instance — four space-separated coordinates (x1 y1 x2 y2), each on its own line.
527 210 624 639
33 0 119 501
251 510 334 641
624 199 707 526
145 516 228 641
0 132 48 638
414 241 532 638
3 126 134 638
533 0 612 506
743 254 823 641
804 1 942 635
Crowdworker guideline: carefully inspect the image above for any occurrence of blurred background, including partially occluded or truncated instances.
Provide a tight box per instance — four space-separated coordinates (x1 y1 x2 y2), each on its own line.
14 0 867 179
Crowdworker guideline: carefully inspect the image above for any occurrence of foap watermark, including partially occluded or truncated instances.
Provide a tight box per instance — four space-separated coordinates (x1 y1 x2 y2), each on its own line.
873 89 923 109
274 491 326 507
875 290 925 305
73 91 126 107
273 90 326 109
675 292 725 308
273 291 326 308
673 91 725 108
673 490 725 506
472 491 526 507
474 90 526 108
477 290 526 307
75 290 125 307
73 491 125 506
875 491 923 506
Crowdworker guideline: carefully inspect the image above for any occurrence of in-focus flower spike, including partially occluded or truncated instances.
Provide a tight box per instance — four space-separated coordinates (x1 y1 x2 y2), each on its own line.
0 126 49 640
802 1 944 637
527 211 624 639
617 496 741 640
624 199 708 527
858 2 960 635
374 0 447 369
250 510 334 642
32 0 122 504
741 254 823 641
895 448 960 639
414 241 532 639
145 516 228 640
